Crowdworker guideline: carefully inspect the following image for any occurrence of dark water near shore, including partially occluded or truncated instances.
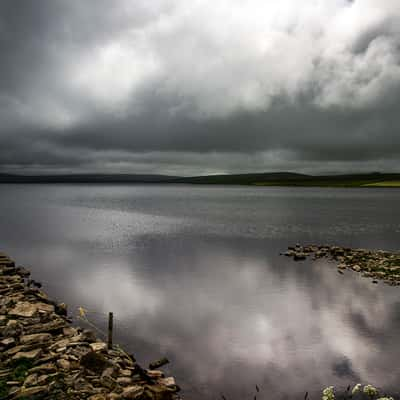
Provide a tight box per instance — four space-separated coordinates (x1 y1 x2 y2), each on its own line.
0 184 400 399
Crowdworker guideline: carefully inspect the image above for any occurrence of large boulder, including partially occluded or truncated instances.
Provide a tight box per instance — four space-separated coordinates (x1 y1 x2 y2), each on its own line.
121 385 144 399
8 301 54 317
12 348 42 361
20 333 52 345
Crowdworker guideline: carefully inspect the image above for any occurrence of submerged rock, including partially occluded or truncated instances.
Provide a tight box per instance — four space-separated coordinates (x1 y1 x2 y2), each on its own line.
293 252 306 261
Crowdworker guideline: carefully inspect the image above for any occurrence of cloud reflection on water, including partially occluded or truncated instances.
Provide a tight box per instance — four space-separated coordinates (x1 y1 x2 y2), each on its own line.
69 241 400 399
1 185 400 399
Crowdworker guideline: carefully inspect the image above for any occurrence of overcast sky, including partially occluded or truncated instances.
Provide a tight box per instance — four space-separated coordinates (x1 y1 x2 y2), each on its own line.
1 0 400 175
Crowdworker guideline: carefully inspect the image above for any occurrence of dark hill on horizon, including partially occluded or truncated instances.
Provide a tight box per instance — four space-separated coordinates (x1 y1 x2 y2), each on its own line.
1 172 400 187
178 172 400 186
0 173 178 184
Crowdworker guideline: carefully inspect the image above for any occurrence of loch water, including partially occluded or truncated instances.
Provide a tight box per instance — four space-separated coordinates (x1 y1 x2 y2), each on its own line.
0 184 399 399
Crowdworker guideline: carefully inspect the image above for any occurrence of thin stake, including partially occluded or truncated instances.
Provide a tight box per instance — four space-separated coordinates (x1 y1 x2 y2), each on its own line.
108 312 113 349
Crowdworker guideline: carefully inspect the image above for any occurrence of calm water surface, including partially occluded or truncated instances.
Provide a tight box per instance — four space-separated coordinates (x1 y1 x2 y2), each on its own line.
0 184 399 399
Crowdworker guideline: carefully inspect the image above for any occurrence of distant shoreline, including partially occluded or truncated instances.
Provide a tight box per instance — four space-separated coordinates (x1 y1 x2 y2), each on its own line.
1 172 400 187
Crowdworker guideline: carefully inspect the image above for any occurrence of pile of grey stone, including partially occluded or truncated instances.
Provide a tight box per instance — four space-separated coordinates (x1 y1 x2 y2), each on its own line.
282 244 400 286
0 253 180 399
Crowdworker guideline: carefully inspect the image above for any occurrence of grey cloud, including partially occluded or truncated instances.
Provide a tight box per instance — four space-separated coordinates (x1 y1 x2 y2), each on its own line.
1 0 400 174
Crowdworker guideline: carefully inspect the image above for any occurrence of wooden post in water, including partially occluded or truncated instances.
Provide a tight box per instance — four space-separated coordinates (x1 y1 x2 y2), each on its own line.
108 312 113 350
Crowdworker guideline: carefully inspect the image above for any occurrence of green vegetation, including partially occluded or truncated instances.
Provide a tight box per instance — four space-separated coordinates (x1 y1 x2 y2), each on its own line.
249 173 400 187
363 181 400 187
254 179 382 187
0 358 34 398
11 358 34 381
0 380 7 399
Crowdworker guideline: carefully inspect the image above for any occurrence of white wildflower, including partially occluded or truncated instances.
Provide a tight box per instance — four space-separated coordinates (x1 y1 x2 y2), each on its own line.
363 385 378 397
322 386 335 400
352 384 362 395
376 397 394 400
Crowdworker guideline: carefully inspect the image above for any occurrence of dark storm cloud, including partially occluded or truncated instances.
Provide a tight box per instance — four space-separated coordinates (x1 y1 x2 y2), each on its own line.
1 0 400 174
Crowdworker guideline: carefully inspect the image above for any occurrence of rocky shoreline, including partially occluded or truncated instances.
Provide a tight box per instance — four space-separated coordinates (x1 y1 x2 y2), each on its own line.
282 244 400 286
0 252 180 399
